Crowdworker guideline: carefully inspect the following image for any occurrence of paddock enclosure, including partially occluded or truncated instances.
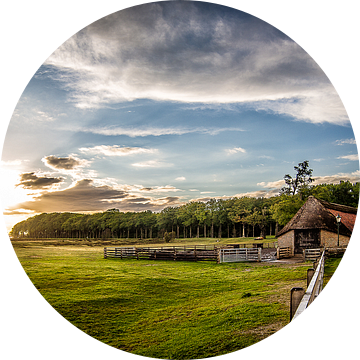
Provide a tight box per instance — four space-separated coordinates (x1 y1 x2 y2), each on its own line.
104 245 218 262
104 243 278 263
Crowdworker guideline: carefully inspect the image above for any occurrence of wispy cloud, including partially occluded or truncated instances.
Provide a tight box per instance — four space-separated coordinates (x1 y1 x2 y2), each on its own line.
83 126 244 137
131 160 173 168
36 110 55 122
226 147 246 155
337 154 359 161
79 145 157 156
256 171 360 196
1 159 26 166
138 185 182 194
42 2 348 125
313 170 360 184
335 138 356 145
257 180 285 189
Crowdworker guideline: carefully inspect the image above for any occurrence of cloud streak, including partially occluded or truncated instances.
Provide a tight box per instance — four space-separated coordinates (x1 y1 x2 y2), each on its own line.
79 145 157 156
131 160 173 168
82 126 244 137
337 154 359 161
42 1 347 124
226 147 246 155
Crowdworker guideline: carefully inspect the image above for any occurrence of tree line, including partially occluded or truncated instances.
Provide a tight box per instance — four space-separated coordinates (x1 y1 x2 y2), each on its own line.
10 180 359 241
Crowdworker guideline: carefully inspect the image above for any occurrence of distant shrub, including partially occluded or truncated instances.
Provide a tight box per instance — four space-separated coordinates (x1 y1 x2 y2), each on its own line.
164 231 175 243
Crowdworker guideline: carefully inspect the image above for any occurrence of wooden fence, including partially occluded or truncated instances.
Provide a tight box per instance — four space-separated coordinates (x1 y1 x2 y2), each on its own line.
104 244 275 263
290 249 325 320
303 248 322 262
104 245 218 262
277 247 292 259
218 248 262 263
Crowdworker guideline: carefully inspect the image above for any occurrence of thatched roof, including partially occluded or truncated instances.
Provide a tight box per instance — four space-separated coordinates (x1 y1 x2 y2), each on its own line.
276 196 357 237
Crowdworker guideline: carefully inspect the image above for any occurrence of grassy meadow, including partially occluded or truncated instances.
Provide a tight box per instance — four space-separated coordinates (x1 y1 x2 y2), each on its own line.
12 238 341 359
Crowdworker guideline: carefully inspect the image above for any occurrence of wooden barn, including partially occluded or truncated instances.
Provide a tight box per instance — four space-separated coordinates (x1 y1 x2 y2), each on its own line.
276 196 357 254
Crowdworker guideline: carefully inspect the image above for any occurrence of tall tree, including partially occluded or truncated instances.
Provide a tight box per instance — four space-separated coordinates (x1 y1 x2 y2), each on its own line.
280 160 314 196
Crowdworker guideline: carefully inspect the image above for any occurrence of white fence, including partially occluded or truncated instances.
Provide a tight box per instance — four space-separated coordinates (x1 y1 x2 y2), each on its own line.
291 249 325 320
218 248 261 263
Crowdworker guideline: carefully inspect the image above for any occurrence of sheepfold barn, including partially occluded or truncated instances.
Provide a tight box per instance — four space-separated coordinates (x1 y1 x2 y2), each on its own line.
276 196 357 254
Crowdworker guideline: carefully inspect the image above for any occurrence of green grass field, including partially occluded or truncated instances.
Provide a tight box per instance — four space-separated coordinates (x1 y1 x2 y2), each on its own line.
12 240 341 359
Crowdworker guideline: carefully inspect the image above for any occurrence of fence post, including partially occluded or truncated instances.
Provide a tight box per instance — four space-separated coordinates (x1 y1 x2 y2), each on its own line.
290 287 305 321
104 247 107 259
276 247 280 259
258 248 261 262
307 268 315 287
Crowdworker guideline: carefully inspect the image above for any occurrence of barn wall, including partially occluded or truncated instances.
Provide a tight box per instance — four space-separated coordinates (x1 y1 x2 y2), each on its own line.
277 230 295 253
320 229 350 248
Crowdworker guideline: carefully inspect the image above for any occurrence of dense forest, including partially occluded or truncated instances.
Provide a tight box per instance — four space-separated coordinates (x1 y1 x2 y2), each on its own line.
10 181 359 240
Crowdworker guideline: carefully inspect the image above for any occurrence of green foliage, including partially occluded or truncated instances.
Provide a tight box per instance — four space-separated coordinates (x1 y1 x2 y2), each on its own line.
270 195 305 226
280 160 314 196
164 231 175 243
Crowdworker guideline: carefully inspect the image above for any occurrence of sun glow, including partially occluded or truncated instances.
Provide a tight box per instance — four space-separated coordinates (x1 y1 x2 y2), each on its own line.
0 165 37 232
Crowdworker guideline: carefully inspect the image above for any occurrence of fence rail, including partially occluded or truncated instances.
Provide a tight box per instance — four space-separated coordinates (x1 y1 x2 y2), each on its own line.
104 244 270 263
277 247 292 259
218 248 261 263
291 249 325 320
104 246 218 262
303 248 322 262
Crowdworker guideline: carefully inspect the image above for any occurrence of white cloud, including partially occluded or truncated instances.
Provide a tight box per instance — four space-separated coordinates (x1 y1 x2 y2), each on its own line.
253 91 349 125
233 189 279 198
257 179 285 189
337 154 359 161
259 155 274 160
175 176 186 181
42 2 348 125
226 147 246 155
79 145 157 156
138 185 183 194
313 170 360 185
36 110 55 122
83 126 244 137
0 159 25 166
131 160 173 168
335 138 356 145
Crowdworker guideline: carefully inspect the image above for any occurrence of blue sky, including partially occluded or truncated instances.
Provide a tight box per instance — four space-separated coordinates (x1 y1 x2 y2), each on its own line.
1 1 358 230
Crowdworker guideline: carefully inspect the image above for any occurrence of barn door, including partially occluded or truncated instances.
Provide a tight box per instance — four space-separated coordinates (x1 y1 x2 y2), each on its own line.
294 229 320 253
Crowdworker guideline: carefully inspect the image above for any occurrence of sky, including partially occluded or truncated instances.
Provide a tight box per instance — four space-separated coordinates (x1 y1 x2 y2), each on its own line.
1 0 359 231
